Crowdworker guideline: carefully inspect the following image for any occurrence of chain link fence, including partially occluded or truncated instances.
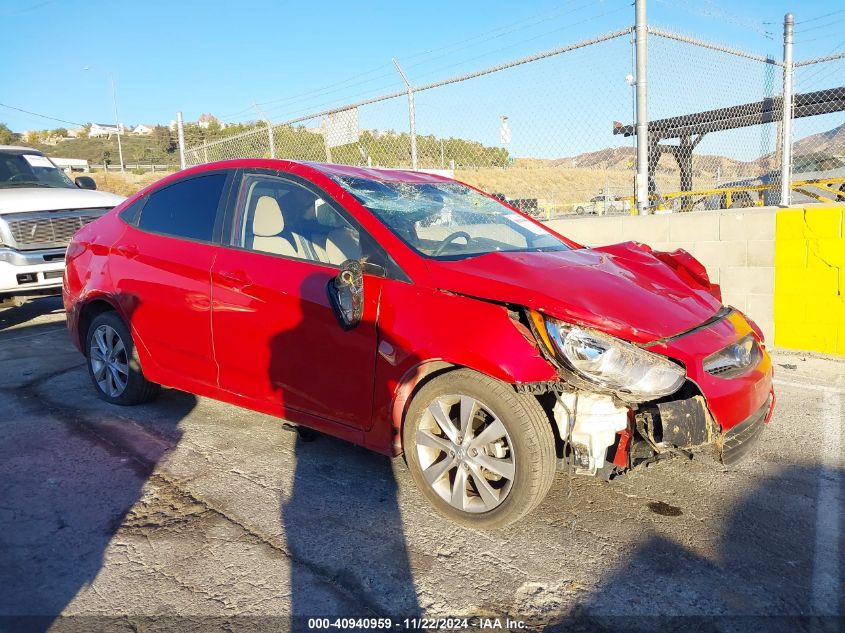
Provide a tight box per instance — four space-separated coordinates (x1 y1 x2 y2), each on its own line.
182 23 845 216
642 29 784 211
792 52 845 201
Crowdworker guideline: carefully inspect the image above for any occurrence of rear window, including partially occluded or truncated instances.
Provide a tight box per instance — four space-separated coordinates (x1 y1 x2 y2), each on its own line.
138 173 227 242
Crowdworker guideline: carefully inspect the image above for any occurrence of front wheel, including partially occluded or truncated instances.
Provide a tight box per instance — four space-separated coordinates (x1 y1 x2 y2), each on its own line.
403 369 556 529
85 311 160 405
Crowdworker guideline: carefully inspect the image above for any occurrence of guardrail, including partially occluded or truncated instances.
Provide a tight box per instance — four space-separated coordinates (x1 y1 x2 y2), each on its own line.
620 176 845 212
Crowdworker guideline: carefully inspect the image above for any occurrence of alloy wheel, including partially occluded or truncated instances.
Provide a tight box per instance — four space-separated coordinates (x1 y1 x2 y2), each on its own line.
89 324 129 398
415 395 515 513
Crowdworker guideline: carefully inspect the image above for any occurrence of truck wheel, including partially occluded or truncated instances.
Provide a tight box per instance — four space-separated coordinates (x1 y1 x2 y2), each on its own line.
85 311 159 405
575 206 585 215
403 369 556 529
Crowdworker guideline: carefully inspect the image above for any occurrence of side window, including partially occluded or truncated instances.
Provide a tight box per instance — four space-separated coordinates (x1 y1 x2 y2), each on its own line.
119 196 147 226
137 173 227 242
235 173 362 266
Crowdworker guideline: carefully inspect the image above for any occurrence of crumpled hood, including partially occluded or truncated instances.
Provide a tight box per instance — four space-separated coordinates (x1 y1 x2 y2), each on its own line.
426 242 722 344
0 187 124 213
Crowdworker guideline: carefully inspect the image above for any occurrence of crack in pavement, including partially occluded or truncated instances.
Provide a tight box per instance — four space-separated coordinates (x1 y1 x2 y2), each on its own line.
5 361 389 617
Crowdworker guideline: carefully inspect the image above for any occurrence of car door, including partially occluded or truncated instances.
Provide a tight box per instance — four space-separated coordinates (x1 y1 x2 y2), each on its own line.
210 170 385 430
109 170 232 389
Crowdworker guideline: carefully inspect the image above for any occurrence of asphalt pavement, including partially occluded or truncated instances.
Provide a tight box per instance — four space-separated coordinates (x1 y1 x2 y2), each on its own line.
0 296 842 632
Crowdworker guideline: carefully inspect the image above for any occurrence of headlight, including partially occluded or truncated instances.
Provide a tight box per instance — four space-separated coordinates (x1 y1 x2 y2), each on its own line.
703 334 761 379
530 311 685 401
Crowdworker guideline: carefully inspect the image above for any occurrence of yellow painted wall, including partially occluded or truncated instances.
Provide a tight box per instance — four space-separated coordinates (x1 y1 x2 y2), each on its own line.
774 205 845 355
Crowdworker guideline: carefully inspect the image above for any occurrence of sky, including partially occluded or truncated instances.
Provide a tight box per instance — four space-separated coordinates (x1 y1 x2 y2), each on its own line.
1 0 844 160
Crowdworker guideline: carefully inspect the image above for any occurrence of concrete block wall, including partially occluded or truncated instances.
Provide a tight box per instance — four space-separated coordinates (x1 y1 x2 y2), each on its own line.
545 209 777 343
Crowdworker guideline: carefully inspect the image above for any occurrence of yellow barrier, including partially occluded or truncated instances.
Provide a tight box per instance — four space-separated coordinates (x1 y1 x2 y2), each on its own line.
622 177 845 213
774 205 845 355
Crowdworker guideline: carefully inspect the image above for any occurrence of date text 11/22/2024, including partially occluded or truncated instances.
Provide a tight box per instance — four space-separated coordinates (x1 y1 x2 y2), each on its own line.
306 617 527 629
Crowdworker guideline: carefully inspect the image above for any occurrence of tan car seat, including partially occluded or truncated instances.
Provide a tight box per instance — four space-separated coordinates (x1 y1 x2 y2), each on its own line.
315 201 362 265
251 195 302 257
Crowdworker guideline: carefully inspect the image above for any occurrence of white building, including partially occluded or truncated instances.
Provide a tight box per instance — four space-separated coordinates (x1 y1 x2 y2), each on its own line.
197 113 226 130
131 124 155 136
89 123 124 138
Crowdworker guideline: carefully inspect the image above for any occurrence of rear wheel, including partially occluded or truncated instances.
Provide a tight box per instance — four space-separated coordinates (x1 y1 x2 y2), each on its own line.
85 311 159 405
403 369 556 529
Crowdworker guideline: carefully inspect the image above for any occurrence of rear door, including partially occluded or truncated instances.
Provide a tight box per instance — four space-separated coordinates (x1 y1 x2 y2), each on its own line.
109 170 232 388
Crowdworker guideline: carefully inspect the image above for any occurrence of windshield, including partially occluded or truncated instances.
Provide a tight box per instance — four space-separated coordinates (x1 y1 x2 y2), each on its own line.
332 176 570 260
0 153 75 189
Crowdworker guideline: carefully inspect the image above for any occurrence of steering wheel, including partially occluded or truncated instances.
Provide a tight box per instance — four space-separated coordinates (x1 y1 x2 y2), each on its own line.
433 231 471 256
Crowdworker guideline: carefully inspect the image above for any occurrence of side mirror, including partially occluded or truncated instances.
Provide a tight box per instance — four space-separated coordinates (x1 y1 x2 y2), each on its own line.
328 259 363 330
75 176 97 190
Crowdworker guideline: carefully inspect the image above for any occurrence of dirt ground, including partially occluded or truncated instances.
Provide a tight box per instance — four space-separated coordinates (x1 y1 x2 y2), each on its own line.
0 297 842 632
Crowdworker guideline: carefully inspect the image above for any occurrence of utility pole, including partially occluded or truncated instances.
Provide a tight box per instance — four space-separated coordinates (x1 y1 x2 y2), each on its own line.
779 13 794 207
111 77 125 173
634 0 648 215
392 58 418 170
83 66 124 173
253 103 276 159
176 111 186 170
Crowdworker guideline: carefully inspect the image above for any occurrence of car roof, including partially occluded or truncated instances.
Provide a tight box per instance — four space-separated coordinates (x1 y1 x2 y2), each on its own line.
0 145 43 155
194 158 454 184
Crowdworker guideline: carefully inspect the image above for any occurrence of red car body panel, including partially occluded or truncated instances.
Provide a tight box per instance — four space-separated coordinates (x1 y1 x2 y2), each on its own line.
210 247 379 429
423 243 723 345
63 158 774 459
650 310 773 431
110 225 219 388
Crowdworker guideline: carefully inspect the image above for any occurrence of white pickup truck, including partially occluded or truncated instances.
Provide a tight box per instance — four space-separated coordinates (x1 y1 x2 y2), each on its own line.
0 146 124 305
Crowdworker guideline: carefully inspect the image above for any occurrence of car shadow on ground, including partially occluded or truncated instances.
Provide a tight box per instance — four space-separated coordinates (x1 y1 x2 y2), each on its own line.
0 295 64 332
270 273 422 626
0 298 196 633
546 464 843 632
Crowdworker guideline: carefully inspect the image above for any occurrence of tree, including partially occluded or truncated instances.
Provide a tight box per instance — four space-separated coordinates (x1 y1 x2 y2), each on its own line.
151 125 176 154
0 123 15 145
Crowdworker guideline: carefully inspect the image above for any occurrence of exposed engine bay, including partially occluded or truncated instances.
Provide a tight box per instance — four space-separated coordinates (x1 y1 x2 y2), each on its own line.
516 380 764 479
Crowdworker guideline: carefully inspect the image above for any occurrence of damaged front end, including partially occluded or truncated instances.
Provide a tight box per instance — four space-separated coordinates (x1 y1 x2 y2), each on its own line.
519 305 774 478
516 381 719 478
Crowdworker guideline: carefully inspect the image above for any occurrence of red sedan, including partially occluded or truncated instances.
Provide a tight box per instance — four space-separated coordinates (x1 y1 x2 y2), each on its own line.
63 160 774 528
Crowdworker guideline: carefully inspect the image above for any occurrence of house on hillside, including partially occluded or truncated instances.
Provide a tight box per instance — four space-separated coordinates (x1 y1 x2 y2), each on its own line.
197 113 226 130
131 124 156 136
89 123 124 138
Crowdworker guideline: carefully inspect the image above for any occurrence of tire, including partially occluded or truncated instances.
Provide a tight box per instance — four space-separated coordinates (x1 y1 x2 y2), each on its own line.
575 206 585 215
403 369 556 529
85 311 159 405
607 205 618 214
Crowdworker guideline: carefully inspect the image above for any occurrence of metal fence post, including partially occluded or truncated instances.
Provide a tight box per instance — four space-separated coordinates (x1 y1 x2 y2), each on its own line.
779 13 794 207
635 0 648 215
176 111 186 170
393 58 418 170
253 103 276 159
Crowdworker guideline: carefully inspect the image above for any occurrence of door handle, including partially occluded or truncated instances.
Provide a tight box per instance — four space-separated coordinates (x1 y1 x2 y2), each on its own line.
114 244 139 258
218 269 252 288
